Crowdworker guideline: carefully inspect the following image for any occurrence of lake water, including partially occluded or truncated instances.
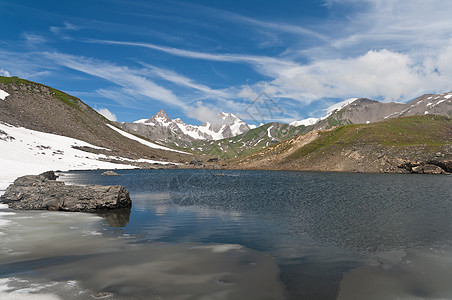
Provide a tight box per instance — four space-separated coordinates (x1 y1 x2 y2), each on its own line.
1 169 451 299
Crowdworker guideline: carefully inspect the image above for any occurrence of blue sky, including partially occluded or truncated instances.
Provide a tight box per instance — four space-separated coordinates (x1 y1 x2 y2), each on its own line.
1 0 452 125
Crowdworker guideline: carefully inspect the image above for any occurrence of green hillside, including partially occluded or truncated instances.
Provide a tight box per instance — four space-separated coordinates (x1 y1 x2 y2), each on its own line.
190 122 307 159
231 115 452 173
287 115 452 161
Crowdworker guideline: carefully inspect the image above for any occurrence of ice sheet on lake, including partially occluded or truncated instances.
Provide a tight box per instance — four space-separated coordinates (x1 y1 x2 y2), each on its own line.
0 206 285 299
337 246 452 299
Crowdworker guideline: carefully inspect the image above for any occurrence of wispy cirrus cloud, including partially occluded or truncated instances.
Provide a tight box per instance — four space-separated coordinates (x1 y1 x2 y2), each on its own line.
140 64 232 99
85 39 297 77
22 33 47 45
42 52 246 122
50 21 81 35
0 49 55 79
186 3 330 43
84 35 452 110
44 52 188 109
166 1 330 45
321 0 452 57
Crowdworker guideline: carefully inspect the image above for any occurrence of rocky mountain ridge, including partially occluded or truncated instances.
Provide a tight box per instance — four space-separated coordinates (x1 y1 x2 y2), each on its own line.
0 76 192 166
297 91 452 131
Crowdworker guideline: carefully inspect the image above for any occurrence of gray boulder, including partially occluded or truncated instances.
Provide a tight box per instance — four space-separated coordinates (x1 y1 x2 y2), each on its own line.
411 164 444 174
40 170 59 180
1 174 131 212
101 170 120 176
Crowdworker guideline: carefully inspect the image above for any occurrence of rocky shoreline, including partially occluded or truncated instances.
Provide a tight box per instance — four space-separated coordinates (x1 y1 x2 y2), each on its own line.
0 171 131 212
1 159 450 214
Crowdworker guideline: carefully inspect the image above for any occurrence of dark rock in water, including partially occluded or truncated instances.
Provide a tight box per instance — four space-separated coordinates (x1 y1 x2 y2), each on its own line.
427 160 452 173
398 160 451 175
40 170 58 180
101 170 120 176
412 164 444 174
0 174 131 212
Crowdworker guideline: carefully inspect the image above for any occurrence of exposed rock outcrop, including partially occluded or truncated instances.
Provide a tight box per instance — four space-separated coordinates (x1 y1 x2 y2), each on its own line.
102 170 120 176
0 172 131 212
412 164 445 174
399 160 451 174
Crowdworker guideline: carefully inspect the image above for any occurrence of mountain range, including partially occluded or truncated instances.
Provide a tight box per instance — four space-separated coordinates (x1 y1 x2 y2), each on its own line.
308 92 452 131
1 75 451 182
117 109 252 151
117 91 452 158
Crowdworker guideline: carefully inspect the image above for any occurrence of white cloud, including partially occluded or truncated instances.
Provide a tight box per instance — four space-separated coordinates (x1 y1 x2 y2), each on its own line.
233 0 452 105
271 49 424 102
0 69 10 77
186 101 220 124
298 44 452 101
96 108 117 121
238 85 258 100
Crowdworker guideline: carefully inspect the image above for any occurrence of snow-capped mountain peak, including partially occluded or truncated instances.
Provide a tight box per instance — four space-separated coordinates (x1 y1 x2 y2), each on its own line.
290 98 358 127
198 112 250 140
135 109 172 126
132 110 251 141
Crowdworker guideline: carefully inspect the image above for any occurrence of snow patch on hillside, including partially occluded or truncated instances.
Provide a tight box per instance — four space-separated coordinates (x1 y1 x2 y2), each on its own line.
325 98 358 116
290 98 358 127
0 123 180 194
290 117 319 127
0 89 9 100
0 123 129 193
267 125 273 138
106 124 189 154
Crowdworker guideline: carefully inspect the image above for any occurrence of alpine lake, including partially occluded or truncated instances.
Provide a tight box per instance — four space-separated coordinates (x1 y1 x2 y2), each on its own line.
1 169 451 299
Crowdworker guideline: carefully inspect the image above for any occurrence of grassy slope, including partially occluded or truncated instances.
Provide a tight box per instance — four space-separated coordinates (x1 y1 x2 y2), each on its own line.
0 76 89 111
288 115 451 160
232 115 452 172
187 123 307 159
